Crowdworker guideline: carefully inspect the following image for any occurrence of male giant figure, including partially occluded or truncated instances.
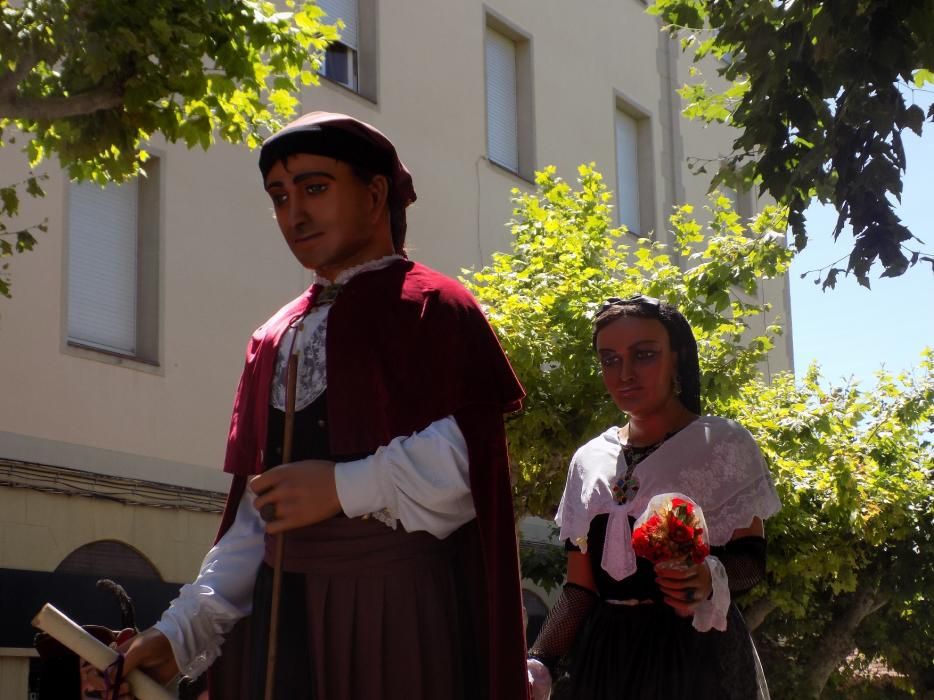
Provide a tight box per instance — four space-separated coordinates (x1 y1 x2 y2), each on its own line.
84 112 530 699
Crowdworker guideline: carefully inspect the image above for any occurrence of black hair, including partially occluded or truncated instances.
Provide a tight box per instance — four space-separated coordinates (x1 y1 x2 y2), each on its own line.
348 163 408 254
592 296 701 414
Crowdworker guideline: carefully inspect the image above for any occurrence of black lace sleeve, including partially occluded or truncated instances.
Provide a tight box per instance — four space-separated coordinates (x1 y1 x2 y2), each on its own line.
710 535 767 594
528 583 598 677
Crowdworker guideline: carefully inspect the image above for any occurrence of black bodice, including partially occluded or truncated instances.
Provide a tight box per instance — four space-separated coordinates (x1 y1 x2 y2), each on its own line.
263 389 372 469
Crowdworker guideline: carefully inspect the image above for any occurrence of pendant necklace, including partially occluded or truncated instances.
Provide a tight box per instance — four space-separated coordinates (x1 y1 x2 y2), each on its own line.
612 427 669 505
612 427 641 505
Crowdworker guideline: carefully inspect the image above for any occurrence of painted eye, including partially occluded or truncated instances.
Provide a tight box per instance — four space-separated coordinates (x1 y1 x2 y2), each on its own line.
600 356 621 370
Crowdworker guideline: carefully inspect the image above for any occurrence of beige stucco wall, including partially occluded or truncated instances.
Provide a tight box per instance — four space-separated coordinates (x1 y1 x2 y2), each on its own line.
0 656 30 700
0 139 287 474
0 486 218 581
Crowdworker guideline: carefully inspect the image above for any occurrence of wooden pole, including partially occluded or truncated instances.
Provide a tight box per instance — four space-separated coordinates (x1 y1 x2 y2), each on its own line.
263 350 299 700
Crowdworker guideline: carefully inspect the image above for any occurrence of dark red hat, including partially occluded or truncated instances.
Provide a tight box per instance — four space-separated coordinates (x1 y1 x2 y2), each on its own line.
259 111 416 208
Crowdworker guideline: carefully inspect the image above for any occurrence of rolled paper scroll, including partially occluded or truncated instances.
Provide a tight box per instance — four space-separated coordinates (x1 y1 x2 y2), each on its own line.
32 603 174 700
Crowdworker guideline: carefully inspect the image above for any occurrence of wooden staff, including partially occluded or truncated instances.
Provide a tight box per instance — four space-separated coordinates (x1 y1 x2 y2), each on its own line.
264 350 299 700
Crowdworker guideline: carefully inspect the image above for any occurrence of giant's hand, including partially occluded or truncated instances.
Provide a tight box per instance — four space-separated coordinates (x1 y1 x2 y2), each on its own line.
655 559 712 617
527 658 553 700
120 628 179 685
250 460 342 534
80 627 177 699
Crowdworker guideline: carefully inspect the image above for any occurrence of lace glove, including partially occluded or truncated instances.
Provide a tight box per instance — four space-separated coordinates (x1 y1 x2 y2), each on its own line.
528 583 598 679
710 536 767 594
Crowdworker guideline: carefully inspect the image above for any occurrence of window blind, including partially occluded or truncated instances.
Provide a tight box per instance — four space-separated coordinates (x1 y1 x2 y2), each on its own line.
486 28 519 173
319 0 358 50
67 180 138 355
615 109 641 233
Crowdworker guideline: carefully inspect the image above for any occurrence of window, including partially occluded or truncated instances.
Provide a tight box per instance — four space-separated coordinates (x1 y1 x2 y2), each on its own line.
614 103 654 235
615 110 641 233
318 0 377 101
319 0 359 91
485 16 534 179
485 28 518 172
323 42 357 91
66 160 160 363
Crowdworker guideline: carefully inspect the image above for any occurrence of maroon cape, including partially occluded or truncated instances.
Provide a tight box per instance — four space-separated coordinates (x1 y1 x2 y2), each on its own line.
211 259 530 699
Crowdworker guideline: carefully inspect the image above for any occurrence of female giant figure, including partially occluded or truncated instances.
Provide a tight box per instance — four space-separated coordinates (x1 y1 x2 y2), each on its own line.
528 295 780 699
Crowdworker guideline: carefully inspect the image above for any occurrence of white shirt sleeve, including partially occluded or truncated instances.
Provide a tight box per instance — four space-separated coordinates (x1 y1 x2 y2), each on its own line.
153 487 265 679
334 415 476 539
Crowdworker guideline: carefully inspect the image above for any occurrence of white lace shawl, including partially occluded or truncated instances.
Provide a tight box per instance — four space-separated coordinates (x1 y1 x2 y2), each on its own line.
555 416 781 581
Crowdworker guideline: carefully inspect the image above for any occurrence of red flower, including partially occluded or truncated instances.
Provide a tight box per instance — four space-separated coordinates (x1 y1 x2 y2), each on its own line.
631 495 708 566
691 541 711 563
668 515 695 544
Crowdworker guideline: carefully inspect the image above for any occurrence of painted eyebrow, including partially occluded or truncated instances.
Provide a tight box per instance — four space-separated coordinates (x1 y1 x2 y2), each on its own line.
264 171 336 190
597 340 663 354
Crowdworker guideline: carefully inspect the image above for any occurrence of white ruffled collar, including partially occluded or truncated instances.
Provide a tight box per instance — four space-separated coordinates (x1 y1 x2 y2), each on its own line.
315 254 404 287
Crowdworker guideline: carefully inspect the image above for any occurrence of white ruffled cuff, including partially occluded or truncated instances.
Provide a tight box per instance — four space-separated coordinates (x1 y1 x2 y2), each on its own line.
154 588 234 678
334 454 389 518
151 490 263 680
692 555 731 632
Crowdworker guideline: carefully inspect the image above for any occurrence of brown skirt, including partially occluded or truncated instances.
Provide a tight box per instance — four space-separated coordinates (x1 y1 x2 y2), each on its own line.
243 516 468 700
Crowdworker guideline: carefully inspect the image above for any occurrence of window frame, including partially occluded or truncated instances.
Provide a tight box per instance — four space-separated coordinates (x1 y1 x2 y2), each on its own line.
613 94 657 237
318 0 378 103
484 10 535 181
63 156 162 369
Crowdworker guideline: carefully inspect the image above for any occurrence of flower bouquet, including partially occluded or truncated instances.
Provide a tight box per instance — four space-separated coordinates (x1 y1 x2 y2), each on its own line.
631 493 710 568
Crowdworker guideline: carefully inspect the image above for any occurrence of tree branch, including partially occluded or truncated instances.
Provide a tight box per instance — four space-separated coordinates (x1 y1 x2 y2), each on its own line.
0 50 44 102
742 597 778 631
0 43 125 121
798 579 888 698
798 253 849 279
0 88 125 121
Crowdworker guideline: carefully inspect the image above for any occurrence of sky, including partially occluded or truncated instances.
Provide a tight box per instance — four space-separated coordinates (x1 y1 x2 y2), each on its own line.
787 91 934 386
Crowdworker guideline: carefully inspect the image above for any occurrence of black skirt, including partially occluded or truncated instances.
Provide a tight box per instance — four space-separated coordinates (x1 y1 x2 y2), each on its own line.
567 601 761 700
245 517 471 700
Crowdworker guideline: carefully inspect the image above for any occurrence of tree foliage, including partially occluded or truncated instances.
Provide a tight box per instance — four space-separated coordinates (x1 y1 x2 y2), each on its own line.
0 172 45 297
729 361 934 698
0 0 339 297
464 165 934 697
648 0 934 288
462 164 791 517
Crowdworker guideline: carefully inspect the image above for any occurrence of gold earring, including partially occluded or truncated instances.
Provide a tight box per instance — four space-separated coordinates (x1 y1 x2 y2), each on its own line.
672 375 682 396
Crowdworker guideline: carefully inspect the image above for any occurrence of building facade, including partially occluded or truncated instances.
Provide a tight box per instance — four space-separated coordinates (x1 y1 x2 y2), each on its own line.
0 0 793 695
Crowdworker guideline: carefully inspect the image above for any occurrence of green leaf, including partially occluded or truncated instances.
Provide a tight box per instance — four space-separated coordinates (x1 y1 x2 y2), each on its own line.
0 187 18 217
913 68 934 87
904 104 925 137
25 176 45 198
